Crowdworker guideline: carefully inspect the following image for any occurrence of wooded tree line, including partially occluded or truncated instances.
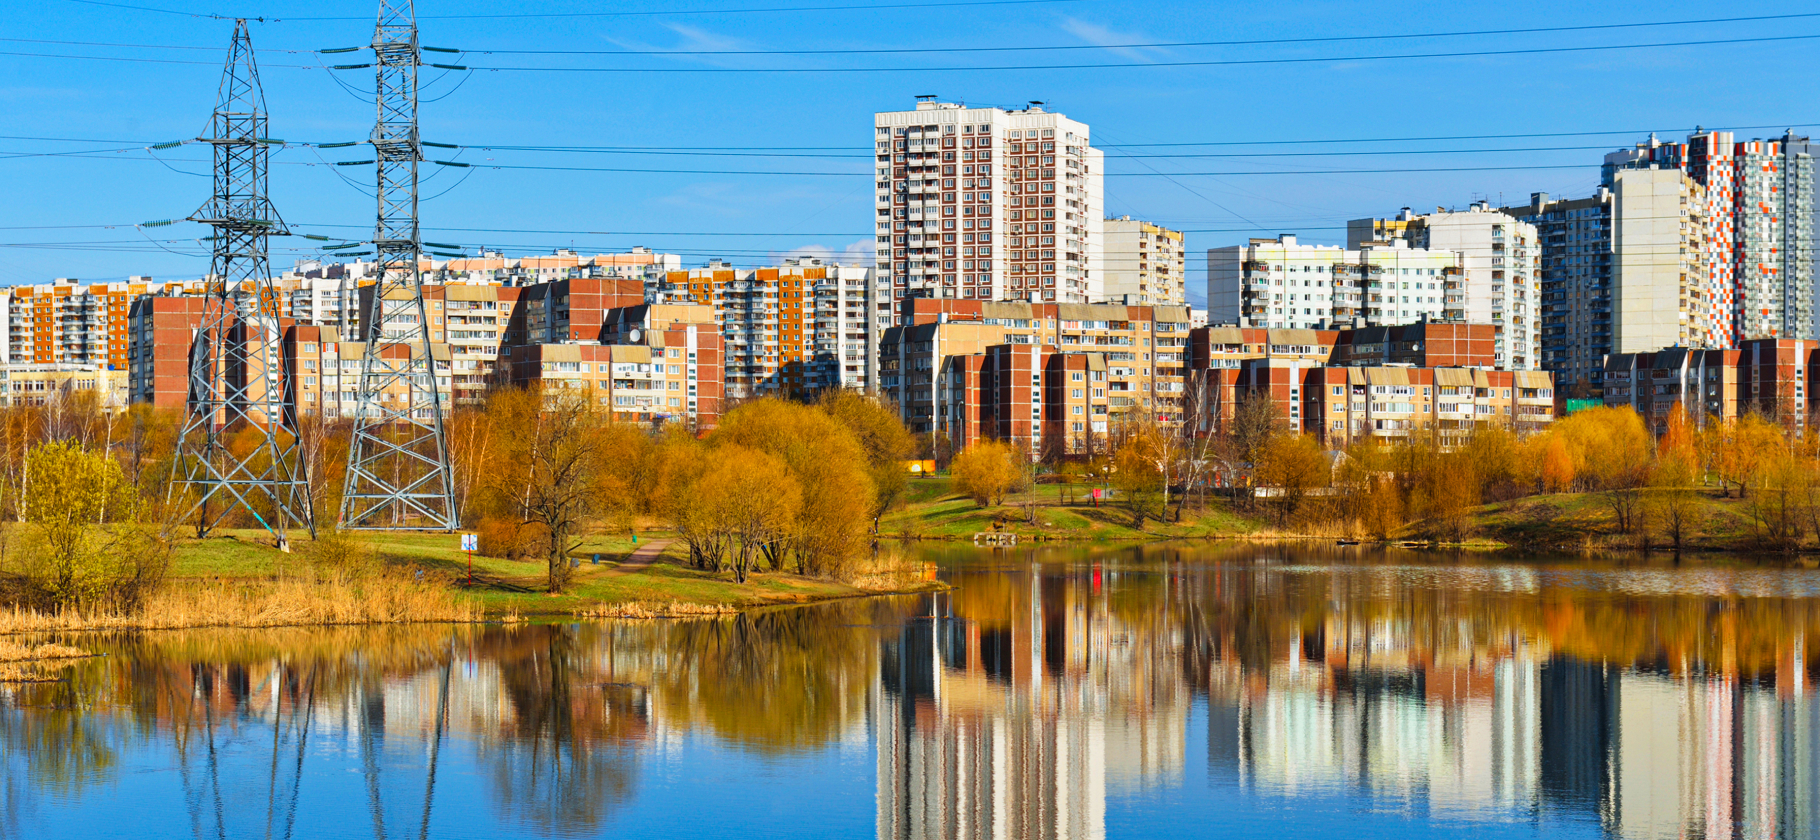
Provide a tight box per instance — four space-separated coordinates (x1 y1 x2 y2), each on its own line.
943 390 1820 550
0 386 917 606
1315 405 1820 549
455 388 911 589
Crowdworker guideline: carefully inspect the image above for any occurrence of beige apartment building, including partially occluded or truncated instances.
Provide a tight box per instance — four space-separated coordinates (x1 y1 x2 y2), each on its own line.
0 364 129 410
1102 216 1186 305
1611 168 1710 354
284 325 453 421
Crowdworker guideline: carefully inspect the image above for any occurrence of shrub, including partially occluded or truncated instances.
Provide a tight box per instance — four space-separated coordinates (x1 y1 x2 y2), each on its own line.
477 516 548 560
951 441 1025 507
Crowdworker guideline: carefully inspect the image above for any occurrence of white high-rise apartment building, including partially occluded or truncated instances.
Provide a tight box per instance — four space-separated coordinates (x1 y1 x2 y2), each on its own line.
1349 203 1541 369
873 97 1104 329
1207 235 1461 331
1102 216 1186 305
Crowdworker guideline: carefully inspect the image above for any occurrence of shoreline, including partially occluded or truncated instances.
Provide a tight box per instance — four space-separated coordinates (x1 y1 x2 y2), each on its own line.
0 566 951 638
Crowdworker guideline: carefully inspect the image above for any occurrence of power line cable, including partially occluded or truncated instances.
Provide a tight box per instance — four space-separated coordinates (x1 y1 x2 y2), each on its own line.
41 8 1820 49
59 0 1093 21
406 33 1820 73
469 11 1820 55
11 32 1820 71
9 122 1819 154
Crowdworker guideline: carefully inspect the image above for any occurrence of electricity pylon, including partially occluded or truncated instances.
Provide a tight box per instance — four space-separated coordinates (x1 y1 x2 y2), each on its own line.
170 19 313 548
340 0 458 530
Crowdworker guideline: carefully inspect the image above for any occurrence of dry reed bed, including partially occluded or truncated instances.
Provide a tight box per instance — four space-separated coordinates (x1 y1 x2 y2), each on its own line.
0 575 476 636
0 638 96 683
577 601 739 619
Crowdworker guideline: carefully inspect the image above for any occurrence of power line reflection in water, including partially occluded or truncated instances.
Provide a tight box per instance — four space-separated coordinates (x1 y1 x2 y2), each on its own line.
5 546 1820 838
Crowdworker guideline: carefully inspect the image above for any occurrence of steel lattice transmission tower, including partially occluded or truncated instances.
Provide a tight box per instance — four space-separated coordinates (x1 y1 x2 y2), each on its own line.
170 19 314 547
340 0 458 530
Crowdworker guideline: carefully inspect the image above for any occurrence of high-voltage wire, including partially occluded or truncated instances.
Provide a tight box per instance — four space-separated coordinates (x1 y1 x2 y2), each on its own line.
14 31 1820 71
61 0 1090 20
470 11 1820 54
339 0 458 532
10 120 1820 156
168 18 314 548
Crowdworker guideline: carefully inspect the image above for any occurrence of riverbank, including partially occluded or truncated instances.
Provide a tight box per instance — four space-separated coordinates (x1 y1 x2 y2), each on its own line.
0 528 946 636
881 476 1265 542
881 475 1820 556
1461 489 1791 553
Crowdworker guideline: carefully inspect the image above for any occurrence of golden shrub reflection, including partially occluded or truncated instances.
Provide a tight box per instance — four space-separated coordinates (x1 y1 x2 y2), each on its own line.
7 546 1820 839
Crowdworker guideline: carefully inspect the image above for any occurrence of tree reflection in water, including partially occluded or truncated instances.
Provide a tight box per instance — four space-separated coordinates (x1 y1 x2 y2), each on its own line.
653 600 894 753
478 624 642 835
7 546 1820 839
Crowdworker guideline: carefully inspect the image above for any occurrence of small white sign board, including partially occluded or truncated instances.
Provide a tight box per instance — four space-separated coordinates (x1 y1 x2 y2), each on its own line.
460 533 478 552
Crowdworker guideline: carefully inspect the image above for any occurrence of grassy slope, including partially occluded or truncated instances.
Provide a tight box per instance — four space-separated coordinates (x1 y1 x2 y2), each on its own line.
888 475 1793 553
1464 489 1765 551
883 476 1265 542
172 529 940 617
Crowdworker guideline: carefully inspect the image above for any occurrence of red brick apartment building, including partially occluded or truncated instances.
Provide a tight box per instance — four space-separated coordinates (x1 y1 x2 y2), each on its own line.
883 309 1558 455
1602 338 1817 433
120 276 709 435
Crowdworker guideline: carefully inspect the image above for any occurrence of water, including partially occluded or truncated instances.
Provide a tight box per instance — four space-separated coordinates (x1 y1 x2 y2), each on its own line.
6 543 1820 839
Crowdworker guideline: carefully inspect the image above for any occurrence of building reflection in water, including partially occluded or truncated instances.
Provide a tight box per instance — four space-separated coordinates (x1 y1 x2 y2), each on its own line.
875 545 1820 840
8 547 1820 839
876 558 1188 840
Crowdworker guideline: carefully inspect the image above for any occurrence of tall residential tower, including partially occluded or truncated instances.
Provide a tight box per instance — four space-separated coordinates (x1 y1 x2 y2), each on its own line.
873 98 1104 329
1603 129 1818 345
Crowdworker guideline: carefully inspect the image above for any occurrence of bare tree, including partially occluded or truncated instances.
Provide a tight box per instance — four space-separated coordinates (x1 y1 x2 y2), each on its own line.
499 389 613 593
1217 392 1282 506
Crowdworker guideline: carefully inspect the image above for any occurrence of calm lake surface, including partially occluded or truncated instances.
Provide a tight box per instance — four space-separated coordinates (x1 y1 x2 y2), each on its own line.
7 544 1820 839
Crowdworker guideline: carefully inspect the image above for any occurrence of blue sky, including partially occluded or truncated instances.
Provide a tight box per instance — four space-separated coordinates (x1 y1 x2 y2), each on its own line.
6 0 1820 305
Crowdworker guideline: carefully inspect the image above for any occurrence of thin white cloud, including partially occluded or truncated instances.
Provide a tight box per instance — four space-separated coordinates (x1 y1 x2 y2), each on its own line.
658 23 745 54
598 24 750 68
771 239 875 267
1056 17 1166 63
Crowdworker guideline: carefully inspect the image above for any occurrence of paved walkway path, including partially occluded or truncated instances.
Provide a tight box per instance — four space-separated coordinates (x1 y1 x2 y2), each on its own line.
604 539 675 576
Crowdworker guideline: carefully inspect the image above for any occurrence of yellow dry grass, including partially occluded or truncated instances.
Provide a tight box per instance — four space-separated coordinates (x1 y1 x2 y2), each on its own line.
846 557 940 593
576 600 738 619
0 639 90 663
0 638 95 683
0 574 476 636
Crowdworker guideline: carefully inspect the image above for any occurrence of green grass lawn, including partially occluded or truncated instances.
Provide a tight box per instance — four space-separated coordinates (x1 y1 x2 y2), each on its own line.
167 528 938 617
1465 488 1763 551
882 477 1265 542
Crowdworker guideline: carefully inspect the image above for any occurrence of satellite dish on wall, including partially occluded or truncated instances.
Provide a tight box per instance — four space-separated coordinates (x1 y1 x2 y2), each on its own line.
628 328 643 344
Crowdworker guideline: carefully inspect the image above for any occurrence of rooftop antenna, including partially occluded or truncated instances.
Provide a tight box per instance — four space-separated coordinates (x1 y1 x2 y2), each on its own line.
340 0 458 531
170 19 314 548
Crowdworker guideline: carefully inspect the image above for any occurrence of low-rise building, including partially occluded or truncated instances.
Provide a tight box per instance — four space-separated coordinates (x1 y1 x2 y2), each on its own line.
284 325 453 421
600 303 725 429
1602 338 1814 433
0 363 129 410
505 341 716 429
